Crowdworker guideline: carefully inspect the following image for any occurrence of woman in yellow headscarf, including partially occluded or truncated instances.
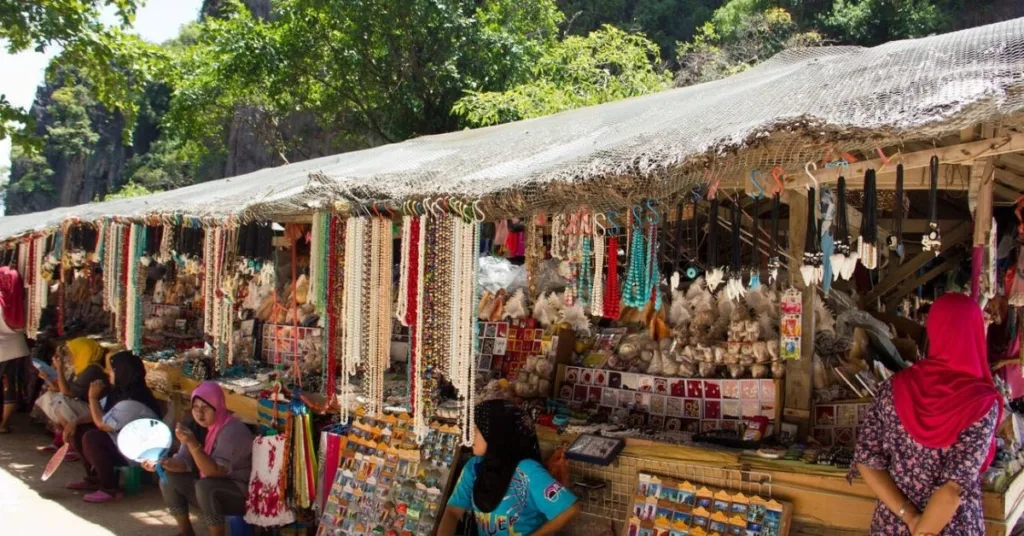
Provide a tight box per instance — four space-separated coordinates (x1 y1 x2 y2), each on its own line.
35 338 109 453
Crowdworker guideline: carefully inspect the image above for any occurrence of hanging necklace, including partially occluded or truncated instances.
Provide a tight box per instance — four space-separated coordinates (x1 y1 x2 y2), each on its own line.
749 197 762 290
706 198 724 291
603 230 621 319
801 187 821 286
590 223 605 317
726 201 745 301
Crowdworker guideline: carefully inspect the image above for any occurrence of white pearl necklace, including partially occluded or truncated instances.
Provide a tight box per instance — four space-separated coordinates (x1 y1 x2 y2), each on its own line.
339 217 364 423
395 216 412 324
413 214 428 442
591 228 605 317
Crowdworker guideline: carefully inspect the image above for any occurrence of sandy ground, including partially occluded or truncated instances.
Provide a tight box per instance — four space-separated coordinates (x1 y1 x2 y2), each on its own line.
0 412 198 535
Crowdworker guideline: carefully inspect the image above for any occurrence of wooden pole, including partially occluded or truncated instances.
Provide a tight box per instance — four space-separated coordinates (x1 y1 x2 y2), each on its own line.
782 190 815 435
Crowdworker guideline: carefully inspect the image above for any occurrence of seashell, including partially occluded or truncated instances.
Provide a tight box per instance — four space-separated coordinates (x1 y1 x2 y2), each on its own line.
771 361 786 379
751 364 769 378
728 364 745 379
698 361 718 377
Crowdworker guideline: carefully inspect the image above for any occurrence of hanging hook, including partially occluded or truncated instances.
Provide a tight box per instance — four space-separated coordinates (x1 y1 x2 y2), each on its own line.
770 165 785 196
804 162 819 191
593 213 608 236
875 147 891 173
645 199 660 225
749 170 765 199
631 205 643 229
473 200 485 223
606 211 620 235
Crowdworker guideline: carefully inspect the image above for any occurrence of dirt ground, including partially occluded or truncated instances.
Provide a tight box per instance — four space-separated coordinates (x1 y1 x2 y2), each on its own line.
0 412 201 535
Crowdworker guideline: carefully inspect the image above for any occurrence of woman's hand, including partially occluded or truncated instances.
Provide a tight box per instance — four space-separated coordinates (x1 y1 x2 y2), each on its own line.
63 422 75 444
140 459 158 472
87 380 104 401
905 511 921 534
175 423 200 451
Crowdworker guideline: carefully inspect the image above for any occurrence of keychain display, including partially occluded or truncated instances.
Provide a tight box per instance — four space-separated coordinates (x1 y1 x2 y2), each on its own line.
318 413 459 536
780 288 803 360
857 169 880 269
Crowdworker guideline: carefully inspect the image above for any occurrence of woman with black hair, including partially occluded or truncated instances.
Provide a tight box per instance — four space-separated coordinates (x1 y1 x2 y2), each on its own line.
439 400 580 535
63 351 161 503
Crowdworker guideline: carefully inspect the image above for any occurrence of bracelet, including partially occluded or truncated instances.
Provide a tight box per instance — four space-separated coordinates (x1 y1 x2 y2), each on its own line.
897 501 908 520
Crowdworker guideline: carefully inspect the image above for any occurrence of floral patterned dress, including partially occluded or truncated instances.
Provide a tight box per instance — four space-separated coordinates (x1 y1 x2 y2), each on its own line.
848 381 998 535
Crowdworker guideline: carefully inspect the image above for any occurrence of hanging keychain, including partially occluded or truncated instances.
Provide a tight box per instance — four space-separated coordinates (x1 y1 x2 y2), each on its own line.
888 163 905 258
726 201 746 301
923 156 942 253
858 169 879 269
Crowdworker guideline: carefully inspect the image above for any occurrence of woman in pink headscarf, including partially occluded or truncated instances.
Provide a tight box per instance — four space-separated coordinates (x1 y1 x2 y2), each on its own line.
143 381 253 536
849 293 1002 536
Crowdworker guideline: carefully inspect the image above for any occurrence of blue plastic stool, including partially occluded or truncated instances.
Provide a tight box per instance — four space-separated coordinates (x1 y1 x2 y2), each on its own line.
226 516 253 536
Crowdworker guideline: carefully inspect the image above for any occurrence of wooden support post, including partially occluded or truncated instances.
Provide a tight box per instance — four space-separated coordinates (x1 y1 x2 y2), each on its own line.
862 222 971 307
783 190 814 434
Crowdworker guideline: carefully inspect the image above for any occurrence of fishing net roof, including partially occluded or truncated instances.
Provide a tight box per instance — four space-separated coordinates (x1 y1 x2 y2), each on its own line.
2 17 1024 239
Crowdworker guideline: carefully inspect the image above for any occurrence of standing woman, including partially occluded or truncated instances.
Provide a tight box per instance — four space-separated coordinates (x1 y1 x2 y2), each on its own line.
35 338 109 451
438 400 580 536
849 293 1002 536
0 266 29 434
145 381 253 536
64 351 161 503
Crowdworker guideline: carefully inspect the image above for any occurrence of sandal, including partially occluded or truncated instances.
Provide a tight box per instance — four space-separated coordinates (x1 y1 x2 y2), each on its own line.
83 490 122 503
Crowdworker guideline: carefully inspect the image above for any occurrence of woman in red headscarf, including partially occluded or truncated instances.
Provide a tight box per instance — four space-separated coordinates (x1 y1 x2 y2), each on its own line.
849 293 1002 536
0 266 29 434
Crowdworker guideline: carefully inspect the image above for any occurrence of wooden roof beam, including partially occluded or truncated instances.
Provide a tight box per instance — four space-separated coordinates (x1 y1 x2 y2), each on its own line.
862 221 971 307
790 132 1024 189
883 248 967 311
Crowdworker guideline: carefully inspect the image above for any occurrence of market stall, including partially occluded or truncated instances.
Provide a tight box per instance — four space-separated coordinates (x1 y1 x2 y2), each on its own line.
1 17 1024 536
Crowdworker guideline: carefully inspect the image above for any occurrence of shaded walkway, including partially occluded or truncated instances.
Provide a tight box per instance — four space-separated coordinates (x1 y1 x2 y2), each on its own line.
0 413 191 535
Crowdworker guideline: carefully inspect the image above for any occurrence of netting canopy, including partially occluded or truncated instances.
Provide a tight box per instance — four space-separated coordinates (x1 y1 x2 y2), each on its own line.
2 17 1024 238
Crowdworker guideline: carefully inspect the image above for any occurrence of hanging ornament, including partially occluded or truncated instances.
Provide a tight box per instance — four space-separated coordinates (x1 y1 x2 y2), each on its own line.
726 202 746 301
888 163 905 258
922 156 942 253
857 169 879 269
705 198 724 291
622 207 649 308
800 183 821 287
768 191 781 286
748 196 762 290
834 176 858 280
603 229 621 320
819 187 835 293
780 287 803 360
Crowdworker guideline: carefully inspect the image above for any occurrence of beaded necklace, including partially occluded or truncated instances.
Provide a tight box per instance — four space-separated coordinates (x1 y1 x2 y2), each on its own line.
339 216 365 423
525 215 543 301
325 216 343 404
125 223 146 351
603 234 621 319
622 212 648 309
647 221 662 310
589 227 605 317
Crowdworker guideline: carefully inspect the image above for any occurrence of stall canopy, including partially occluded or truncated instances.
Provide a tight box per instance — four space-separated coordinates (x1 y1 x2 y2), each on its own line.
2 17 1024 239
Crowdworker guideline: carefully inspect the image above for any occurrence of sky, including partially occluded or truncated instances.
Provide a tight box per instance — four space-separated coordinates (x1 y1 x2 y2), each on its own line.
0 0 205 200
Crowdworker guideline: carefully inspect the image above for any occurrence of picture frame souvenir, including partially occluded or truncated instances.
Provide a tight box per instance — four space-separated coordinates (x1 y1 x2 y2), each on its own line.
565 434 625 466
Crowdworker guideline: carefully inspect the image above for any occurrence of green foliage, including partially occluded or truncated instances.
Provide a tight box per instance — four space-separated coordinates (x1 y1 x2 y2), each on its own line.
822 0 950 45
44 85 99 158
7 146 54 195
125 138 198 191
677 4 821 86
0 1 155 144
454 25 672 127
103 181 154 200
165 0 563 159
557 0 722 60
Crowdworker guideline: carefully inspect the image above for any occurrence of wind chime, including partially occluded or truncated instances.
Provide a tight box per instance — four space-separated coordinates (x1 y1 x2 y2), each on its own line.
923 156 942 253
888 164 905 258
800 164 822 286
725 201 746 301
705 197 724 291
767 167 784 286
858 169 880 269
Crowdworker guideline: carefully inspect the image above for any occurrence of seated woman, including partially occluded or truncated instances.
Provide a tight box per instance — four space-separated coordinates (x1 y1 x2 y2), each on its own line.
438 400 580 536
144 381 253 536
64 351 161 503
35 338 108 454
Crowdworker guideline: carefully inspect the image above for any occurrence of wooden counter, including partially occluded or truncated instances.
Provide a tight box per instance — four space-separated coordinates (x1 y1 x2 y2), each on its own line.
143 361 261 425
540 428 1024 535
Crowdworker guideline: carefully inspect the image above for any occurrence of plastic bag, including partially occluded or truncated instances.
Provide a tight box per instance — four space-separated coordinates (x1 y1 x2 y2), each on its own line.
477 256 527 294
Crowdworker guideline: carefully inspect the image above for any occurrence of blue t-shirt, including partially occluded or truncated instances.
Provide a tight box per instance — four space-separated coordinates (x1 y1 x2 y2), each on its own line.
447 457 577 536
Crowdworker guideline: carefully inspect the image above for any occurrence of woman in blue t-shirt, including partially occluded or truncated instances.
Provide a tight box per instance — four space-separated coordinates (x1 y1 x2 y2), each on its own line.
439 400 580 536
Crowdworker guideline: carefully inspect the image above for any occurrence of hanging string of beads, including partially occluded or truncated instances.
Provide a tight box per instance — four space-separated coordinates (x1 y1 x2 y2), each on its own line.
923 157 942 253
325 215 343 406
622 209 648 308
365 216 383 415
801 186 822 286
706 198 724 291
725 201 746 301
525 215 544 301
125 223 146 351
646 207 662 310
749 197 762 289
589 219 605 317
339 216 365 423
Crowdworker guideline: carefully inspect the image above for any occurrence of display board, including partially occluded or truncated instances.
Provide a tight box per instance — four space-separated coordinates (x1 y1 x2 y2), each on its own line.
318 414 460 535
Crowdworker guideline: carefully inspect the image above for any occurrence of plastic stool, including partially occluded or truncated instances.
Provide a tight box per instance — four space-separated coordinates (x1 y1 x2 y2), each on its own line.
226 516 253 536
118 465 143 496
